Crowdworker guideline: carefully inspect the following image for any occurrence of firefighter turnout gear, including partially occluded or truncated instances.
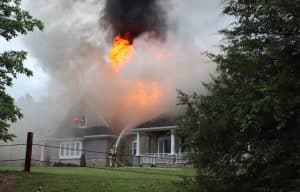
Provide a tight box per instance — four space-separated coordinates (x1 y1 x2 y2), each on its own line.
109 145 118 167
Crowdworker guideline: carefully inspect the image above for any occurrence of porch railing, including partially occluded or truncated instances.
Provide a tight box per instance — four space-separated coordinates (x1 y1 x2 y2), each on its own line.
140 153 188 164
141 153 168 164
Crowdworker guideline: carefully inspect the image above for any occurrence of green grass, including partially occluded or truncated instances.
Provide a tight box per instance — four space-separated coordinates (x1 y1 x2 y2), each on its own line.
0 166 196 192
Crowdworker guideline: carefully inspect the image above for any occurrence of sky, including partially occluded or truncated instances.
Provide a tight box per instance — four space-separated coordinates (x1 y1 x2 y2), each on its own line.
1 37 49 99
3 0 231 100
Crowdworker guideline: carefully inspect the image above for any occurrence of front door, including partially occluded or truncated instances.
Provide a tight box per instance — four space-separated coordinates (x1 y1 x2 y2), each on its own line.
158 137 170 153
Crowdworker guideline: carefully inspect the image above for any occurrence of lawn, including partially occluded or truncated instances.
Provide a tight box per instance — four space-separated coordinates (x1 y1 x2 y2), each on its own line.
0 166 196 192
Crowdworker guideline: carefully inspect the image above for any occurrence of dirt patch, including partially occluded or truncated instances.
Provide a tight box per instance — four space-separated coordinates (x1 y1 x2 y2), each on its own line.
0 174 22 192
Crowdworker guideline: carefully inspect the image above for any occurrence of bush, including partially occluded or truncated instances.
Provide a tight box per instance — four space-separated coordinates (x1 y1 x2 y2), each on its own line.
52 162 64 167
80 154 86 167
52 162 79 167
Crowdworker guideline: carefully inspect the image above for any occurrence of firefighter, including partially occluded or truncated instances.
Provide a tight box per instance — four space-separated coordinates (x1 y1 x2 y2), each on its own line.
109 144 118 167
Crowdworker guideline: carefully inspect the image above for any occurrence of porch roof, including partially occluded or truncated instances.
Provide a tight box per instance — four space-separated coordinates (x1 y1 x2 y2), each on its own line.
130 125 177 132
137 117 177 128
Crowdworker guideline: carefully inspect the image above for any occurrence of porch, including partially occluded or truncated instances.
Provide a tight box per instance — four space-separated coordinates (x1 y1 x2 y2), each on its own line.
130 126 189 165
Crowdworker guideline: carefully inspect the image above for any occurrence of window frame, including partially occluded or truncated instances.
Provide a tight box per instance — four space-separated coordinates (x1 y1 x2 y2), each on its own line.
59 141 82 159
78 115 87 128
132 140 137 155
158 136 171 154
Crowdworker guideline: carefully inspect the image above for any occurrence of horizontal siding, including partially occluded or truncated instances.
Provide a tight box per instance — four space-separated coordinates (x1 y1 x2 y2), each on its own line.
49 141 59 161
84 139 107 159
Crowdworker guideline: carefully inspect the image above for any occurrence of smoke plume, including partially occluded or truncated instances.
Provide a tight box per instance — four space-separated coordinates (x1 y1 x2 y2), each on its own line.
0 0 231 164
101 0 167 43
2 0 227 141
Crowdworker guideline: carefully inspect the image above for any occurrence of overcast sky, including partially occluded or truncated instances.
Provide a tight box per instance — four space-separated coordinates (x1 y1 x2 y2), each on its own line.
1 36 49 99
3 0 231 100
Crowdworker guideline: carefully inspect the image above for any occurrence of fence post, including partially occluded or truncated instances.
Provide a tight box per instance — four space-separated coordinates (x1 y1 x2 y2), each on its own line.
24 132 33 172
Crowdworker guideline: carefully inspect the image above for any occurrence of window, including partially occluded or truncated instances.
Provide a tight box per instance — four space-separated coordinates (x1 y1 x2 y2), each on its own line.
66 144 70 156
60 144 65 156
132 140 137 155
59 141 82 159
74 115 87 128
76 143 80 156
79 115 87 128
158 137 171 153
71 144 75 156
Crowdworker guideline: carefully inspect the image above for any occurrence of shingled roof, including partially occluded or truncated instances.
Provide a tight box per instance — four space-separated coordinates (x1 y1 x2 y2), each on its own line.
136 116 178 128
52 100 179 138
54 125 111 139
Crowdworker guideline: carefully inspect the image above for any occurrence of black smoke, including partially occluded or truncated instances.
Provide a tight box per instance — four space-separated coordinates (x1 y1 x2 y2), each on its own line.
101 0 167 43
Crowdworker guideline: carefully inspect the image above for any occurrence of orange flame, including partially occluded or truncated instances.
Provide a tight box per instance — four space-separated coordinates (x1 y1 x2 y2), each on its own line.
109 34 134 71
126 81 162 110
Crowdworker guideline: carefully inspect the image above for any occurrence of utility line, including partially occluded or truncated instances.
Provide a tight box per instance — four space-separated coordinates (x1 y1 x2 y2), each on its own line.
0 144 26 147
31 159 196 178
0 159 25 163
0 143 189 161
32 144 188 161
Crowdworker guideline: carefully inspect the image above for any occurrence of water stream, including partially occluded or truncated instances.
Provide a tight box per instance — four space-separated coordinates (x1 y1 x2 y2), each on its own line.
115 124 133 148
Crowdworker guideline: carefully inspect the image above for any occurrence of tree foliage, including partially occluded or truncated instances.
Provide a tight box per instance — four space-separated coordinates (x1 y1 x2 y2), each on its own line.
0 0 43 142
178 0 300 191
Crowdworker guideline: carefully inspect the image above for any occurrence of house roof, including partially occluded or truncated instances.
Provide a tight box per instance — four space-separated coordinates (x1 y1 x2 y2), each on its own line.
51 99 179 139
53 125 111 139
136 116 178 128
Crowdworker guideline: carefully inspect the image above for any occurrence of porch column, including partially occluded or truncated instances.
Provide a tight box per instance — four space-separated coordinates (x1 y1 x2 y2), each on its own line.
136 131 140 156
40 142 45 162
170 129 175 155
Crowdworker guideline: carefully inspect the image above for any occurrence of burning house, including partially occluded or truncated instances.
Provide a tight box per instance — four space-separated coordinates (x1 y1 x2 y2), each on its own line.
23 0 215 167
40 0 188 167
44 102 187 167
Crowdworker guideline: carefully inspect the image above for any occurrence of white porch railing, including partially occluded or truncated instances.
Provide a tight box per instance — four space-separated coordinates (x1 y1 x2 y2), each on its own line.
140 153 188 164
141 153 168 164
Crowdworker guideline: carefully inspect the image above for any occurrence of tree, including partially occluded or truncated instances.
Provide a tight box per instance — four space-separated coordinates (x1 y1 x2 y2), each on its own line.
178 0 300 191
0 0 43 142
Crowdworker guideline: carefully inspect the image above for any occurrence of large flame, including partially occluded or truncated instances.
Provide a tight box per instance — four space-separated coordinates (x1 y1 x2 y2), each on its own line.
109 81 164 130
107 34 165 130
126 81 162 109
109 34 134 71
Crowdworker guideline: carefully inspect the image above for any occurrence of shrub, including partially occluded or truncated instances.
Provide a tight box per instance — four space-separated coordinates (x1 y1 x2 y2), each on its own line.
80 154 86 167
52 162 79 167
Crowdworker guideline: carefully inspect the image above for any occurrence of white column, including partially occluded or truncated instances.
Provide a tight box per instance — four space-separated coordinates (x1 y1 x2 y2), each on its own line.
40 144 45 161
170 129 175 155
136 132 140 156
